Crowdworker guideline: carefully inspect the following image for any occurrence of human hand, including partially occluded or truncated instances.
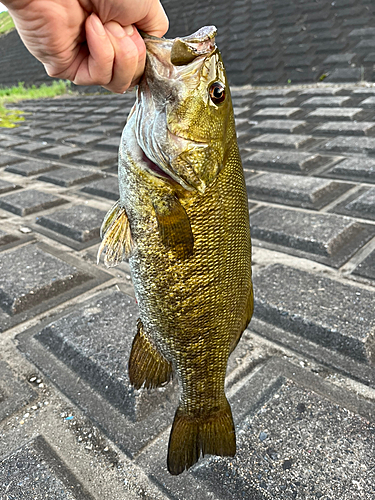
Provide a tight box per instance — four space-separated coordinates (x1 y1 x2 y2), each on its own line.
3 0 169 93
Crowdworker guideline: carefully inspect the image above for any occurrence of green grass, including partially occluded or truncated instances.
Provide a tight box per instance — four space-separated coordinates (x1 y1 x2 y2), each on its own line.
0 80 73 127
0 11 15 35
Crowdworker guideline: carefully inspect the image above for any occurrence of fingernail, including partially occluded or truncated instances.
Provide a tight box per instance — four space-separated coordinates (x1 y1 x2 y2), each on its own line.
91 13 106 36
106 22 130 39
124 25 134 36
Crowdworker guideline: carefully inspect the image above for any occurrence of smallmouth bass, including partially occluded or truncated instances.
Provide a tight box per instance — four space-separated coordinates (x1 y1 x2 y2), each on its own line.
98 26 253 475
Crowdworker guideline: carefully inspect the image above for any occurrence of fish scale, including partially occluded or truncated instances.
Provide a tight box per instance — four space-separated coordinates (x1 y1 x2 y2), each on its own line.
98 25 253 475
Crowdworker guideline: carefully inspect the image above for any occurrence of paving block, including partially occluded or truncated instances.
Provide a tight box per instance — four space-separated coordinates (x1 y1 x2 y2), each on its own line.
250 120 306 134
64 133 104 146
254 97 296 107
333 187 375 221
0 244 90 317
253 264 375 362
0 136 27 148
38 145 85 160
322 136 375 154
323 53 356 64
306 108 365 120
0 153 25 167
73 150 118 166
323 157 375 183
192 377 375 500
353 250 375 281
38 166 101 187
244 150 329 173
5 159 57 177
301 96 352 107
252 108 302 119
0 179 21 195
0 189 67 216
0 359 34 422
36 204 106 243
135 357 375 499
36 290 172 422
325 67 362 82
18 288 179 456
312 121 375 136
81 176 119 200
359 96 375 108
0 436 93 499
250 207 374 267
95 136 121 152
84 125 121 136
13 141 51 154
248 133 315 149
39 130 77 143
348 27 375 37
246 172 352 209
0 229 18 247
299 87 344 95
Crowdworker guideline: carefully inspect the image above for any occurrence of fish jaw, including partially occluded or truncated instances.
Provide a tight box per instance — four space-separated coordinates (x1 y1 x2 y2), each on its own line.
132 26 234 194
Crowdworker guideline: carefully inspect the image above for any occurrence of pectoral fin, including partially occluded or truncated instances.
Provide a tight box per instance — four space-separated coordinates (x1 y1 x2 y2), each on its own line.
153 196 194 260
97 201 133 268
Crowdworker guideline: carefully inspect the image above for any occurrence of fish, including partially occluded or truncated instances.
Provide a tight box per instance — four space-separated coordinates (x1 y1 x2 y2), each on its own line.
97 25 253 475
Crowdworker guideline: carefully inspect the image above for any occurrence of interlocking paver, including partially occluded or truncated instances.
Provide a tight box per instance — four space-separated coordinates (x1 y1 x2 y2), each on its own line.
0 436 92 499
5 159 56 176
36 204 105 244
306 107 365 120
73 150 118 166
312 121 375 136
353 250 375 281
38 166 101 187
0 189 67 216
0 244 90 317
323 157 375 183
253 264 375 362
250 120 306 134
244 150 330 173
249 133 316 149
81 176 119 200
322 136 375 153
301 96 352 107
333 187 375 221
0 152 25 166
251 207 374 267
247 172 351 209
0 179 21 195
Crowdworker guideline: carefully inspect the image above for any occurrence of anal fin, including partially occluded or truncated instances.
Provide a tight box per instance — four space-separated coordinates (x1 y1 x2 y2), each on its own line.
153 195 194 260
97 201 133 268
128 319 173 390
167 397 236 475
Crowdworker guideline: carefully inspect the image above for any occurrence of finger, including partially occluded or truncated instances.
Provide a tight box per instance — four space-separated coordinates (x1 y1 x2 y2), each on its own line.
103 22 146 93
73 13 114 86
136 0 169 37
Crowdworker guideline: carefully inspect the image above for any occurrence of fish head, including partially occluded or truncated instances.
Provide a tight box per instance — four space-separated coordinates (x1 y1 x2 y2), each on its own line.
135 26 235 194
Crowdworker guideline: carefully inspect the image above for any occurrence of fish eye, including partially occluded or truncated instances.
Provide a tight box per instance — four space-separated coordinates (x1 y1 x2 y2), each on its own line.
209 82 226 104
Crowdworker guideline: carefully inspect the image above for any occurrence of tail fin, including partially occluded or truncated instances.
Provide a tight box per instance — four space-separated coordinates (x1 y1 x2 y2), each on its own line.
167 398 236 475
97 201 133 268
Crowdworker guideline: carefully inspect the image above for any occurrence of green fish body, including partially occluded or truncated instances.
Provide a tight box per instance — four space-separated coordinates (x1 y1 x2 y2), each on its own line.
98 26 253 475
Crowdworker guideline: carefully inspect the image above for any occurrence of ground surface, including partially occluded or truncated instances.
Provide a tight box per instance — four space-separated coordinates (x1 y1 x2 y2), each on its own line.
0 84 375 499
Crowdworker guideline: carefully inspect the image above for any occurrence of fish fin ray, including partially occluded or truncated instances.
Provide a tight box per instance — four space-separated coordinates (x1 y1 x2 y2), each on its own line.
128 319 173 390
97 201 134 268
230 284 254 354
167 398 236 475
153 196 194 260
